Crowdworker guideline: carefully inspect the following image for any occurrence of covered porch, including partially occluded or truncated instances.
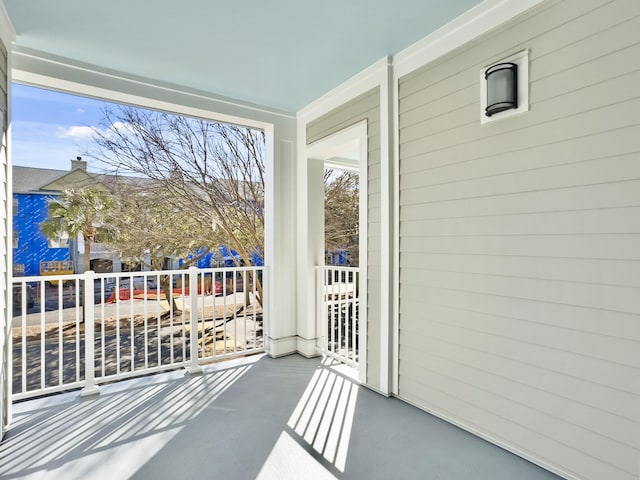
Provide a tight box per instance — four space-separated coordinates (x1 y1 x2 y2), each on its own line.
0 353 558 480
1 1 639 479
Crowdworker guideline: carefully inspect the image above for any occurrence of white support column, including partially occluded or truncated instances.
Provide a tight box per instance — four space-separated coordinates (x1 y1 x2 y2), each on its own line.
187 266 202 374
296 158 325 357
80 271 99 397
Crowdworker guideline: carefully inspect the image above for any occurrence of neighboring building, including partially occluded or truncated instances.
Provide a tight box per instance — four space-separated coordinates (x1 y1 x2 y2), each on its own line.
12 158 121 276
12 159 263 277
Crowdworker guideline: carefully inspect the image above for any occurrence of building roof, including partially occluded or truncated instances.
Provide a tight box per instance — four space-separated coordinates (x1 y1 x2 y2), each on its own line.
12 166 77 194
13 164 165 196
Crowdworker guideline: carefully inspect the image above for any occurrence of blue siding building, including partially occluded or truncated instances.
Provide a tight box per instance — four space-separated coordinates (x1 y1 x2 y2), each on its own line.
13 160 264 276
13 192 70 277
12 162 91 277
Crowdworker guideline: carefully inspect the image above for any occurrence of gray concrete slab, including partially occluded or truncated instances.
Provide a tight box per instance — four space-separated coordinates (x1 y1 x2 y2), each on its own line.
0 354 561 480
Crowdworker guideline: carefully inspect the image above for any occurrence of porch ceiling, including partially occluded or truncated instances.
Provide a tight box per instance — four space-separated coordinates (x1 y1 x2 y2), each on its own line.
3 0 482 113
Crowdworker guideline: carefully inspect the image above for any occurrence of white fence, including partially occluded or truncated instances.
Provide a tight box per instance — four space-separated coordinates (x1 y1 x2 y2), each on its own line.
10 266 264 401
317 266 360 368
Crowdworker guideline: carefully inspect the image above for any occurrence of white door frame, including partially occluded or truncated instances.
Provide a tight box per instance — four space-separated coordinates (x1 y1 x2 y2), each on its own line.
305 121 368 382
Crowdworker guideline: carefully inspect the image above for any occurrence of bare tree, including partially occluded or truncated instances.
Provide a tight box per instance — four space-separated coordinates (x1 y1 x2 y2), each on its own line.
324 169 359 266
86 105 265 302
103 181 209 269
101 181 216 309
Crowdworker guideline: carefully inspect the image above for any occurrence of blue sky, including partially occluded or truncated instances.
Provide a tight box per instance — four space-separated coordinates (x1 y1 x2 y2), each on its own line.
11 83 112 171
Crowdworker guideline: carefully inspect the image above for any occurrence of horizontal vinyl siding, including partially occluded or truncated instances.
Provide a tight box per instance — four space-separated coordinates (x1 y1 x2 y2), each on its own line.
306 88 382 389
0 37 7 439
397 1 640 480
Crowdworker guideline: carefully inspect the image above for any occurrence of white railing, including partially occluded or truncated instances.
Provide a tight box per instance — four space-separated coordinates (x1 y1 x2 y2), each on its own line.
317 266 360 368
10 266 264 401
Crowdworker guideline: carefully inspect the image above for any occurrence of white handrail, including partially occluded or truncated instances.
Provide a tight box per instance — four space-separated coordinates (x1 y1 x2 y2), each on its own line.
317 265 360 368
10 266 265 401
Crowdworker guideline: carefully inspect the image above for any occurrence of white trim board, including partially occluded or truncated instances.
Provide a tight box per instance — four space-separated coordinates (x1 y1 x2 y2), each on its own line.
304 120 369 384
0 0 15 48
11 47 294 127
296 0 546 121
300 65 393 393
393 0 545 78
377 63 393 396
298 57 390 123
1 34 13 434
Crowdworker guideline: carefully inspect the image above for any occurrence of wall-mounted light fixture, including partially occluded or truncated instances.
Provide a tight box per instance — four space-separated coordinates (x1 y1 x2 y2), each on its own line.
480 50 528 125
485 63 518 117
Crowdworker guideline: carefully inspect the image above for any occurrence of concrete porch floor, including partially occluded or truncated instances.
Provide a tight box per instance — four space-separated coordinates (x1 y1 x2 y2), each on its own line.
0 354 561 480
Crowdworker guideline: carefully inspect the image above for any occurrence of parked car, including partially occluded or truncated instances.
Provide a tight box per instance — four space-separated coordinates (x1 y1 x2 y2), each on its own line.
13 284 35 314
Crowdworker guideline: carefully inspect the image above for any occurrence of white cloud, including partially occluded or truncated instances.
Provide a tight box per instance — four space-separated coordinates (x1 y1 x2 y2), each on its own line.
76 108 85 113
55 122 137 142
56 125 96 139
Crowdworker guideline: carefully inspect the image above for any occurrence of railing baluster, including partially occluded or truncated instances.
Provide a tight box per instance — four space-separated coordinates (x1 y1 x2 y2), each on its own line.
156 273 162 366
129 275 134 373
223 270 228 356
81 271 99 397
75 277 81 383
21 282 27 394
243 270 247 353
40 281 45 390
252 268 257 351
187 266 202 374
233 272 238 354
199 272 206 357
180 272 186 363
58 281 63 386
100 277 106 378
353 271 358 364
144 276 148 370
116 276 121 375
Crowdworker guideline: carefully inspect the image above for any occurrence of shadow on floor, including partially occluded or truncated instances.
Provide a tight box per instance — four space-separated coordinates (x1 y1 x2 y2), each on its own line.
0 354 561 480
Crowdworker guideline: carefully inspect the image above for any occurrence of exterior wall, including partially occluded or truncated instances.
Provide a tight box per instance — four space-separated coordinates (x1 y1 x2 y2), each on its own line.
13 193 70 276
397 1 640 479
0 32 8 440
306 88 383 389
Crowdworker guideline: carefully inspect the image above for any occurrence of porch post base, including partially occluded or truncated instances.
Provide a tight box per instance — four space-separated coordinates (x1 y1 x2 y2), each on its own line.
80 386 100 398
266 336 297 358
296 336 321 358
186 365 203 375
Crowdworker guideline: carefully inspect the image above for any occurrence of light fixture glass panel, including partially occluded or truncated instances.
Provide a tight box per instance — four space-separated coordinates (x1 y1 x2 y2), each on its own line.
487 69 512 105
485 62 517 117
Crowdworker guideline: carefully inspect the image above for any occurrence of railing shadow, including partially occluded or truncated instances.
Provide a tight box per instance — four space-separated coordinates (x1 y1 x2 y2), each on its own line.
0 362 252 479
1 354 561 480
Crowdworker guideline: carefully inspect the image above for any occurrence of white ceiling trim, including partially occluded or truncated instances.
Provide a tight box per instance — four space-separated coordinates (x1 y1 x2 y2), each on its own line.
298 0 545 122
12 46 295 127
394 0 546 78
297 57 390 122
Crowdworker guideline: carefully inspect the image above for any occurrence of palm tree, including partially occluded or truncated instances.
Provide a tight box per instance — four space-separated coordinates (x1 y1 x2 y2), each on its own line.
41 187 114 273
